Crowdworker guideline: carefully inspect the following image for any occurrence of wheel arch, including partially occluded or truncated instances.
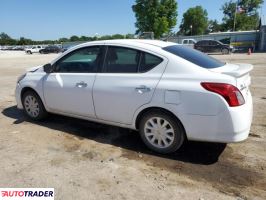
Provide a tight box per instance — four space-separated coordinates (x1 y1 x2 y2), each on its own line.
21 87 42 104
135 106 187 139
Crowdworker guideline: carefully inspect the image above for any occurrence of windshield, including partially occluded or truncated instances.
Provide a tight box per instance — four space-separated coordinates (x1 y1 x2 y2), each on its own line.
163 45 225 69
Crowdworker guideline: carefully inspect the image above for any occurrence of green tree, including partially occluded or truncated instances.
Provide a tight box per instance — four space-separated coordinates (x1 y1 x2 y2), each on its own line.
208 20 222 33
132 0 178 38
179 6 208 36
111 34 125 39
58 37 69 43
17 37 33 45
0 32 17 45
125 33 135 39
70 35 80 41
221 0 264 31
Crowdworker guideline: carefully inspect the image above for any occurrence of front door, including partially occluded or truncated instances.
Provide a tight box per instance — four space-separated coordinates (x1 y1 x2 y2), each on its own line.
93 46 167 124
43 46 103 118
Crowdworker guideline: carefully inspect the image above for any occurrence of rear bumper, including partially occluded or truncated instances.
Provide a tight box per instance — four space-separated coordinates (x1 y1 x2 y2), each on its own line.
184 92 253 143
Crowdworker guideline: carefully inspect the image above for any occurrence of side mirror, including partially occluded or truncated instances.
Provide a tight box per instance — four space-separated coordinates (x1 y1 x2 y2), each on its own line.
43 63 53 73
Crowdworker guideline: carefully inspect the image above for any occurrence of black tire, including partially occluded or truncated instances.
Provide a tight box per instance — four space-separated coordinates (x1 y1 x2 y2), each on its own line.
221 48 229 54
27 51 32 54
139 110 185 154
39 50 43 54
22 90 48 120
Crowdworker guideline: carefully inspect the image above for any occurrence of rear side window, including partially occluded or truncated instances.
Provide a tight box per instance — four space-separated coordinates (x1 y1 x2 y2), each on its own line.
163 45 225 69
104 47 140 73
139 52 163 72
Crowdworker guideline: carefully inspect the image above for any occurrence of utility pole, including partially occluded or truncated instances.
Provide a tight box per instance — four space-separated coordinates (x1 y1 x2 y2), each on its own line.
233 1 238 32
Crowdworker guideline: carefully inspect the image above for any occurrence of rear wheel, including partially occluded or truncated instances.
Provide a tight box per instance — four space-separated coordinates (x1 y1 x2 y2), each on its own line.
221 48 229 54
27 51 32 54
139 111 185 154
22 91 47 120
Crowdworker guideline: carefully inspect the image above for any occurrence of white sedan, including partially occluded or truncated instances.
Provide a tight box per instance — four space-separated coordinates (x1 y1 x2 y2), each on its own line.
15 39 253 153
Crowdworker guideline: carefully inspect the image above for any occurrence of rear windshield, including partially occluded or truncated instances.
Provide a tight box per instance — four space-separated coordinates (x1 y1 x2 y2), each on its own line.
163 45 225 69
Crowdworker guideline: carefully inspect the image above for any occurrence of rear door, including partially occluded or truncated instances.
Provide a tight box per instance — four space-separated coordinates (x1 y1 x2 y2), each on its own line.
93 46 167 124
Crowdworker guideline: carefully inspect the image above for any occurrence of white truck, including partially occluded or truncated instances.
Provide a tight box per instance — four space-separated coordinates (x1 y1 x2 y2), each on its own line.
25 45 43 54
181 39 197 48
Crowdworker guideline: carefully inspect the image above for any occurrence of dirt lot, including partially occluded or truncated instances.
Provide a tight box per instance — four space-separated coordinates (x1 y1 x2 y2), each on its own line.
0 51 265 200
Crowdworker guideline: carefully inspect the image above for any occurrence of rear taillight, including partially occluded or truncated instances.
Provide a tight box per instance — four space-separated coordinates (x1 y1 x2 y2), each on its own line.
201 82 245 107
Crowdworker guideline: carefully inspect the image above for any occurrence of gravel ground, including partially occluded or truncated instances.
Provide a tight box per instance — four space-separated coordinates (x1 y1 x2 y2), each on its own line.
0 51 265 200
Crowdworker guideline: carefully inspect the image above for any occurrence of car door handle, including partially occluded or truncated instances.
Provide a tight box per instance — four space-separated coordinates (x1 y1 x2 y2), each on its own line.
76 81 87 88
135 85 151 93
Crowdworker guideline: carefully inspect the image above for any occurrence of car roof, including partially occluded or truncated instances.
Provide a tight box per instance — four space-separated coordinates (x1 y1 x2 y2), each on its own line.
199 39 216 41
79 39 177 48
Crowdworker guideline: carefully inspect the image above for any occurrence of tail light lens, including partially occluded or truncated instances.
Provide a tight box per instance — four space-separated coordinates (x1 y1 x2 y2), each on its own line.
201 82 245 107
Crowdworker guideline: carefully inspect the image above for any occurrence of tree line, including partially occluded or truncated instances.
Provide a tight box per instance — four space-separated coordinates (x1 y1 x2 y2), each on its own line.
0 33 135 46
133 0 264 37
1 0 264 45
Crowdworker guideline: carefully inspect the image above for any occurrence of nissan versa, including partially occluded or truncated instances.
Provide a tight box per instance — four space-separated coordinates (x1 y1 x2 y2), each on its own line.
15 40 253 153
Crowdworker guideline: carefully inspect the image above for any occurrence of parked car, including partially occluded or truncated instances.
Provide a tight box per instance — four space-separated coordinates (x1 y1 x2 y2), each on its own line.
15 40 253 154
181 39 197 48
25 46 43 54
39 45 61 54
12 46 25 51
194 39 234 54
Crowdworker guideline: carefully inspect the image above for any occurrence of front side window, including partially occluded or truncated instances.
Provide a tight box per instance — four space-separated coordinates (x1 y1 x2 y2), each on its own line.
163 45 225 69
54 46 101 73
104 47 140 73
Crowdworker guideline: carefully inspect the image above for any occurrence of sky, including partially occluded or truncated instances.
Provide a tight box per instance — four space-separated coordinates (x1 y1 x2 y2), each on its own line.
0 0 265 40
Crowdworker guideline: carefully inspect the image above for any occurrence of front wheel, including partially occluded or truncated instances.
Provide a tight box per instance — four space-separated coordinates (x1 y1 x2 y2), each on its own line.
139 111 185 154
22 91 48 120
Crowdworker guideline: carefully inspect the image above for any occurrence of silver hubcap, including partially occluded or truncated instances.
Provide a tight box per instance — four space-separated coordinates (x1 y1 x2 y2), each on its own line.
144 117 175 149
24 95 40 118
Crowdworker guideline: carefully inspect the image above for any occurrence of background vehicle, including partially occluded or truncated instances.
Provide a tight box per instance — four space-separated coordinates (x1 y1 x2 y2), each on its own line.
25 45 43 54
15 40 253 154
181 39 197 48
39 45 61 54
194 39 234 54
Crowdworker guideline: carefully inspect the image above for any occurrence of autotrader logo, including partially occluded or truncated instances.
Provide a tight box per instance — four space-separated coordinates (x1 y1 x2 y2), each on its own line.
0 188 54 199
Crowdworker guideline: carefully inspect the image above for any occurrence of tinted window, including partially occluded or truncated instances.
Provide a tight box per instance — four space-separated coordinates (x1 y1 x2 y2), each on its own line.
163 45 225 69
210 41 218 45
104 47 139 73
204 40 210 45
139 52 163 72
189 40 195 44
54 46 101 73
197 41 205 45
183 40 188 44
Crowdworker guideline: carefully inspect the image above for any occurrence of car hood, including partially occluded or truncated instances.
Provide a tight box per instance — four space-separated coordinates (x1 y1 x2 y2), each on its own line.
26 65 44 72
